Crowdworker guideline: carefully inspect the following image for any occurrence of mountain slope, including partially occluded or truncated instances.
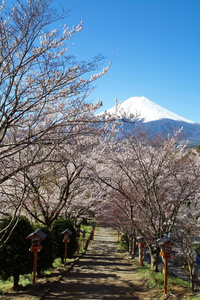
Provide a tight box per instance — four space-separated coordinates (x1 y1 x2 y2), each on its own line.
104 96 196 124
101 96 200 146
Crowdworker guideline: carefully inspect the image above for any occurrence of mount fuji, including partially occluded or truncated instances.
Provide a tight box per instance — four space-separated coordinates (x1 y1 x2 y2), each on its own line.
101 96 200 146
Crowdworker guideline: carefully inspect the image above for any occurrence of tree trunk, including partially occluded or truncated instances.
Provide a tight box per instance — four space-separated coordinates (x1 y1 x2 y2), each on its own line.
149 246 160 272
132 238 138 259
129 237 137 258
188 262 195 291
13 273 20 290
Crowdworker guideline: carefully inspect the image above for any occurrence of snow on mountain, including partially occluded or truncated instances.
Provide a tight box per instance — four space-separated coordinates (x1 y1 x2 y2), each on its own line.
103 96 196 124
100 96 200 145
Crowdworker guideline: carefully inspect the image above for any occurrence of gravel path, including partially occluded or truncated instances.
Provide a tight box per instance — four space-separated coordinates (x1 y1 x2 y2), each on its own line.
42 226 153 299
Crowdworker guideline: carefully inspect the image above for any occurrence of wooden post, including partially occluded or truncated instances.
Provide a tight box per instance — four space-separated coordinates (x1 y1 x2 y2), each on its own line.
157 238 175 296
64 240 68 265
76 229 81 256
138 241 145 267
26 229 47 294
33 250 37 293
164 256 168 295
140 245 143 267
137 236 146 267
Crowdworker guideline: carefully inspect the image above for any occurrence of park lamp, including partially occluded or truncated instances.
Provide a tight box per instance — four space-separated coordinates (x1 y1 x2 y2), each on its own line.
82 229 87 238
26 228 47 293
92 223 96 240
129 233 134 244
61 228 73 266
129 232 134 240
137 235 146 267
129 233 135 258
61 228 73 242
137 235 146 247
157 234 176 295
76 228 82 239
26 228 47 252
157 235 175 259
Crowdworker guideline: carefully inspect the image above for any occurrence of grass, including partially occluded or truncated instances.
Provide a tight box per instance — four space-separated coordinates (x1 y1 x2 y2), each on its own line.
0 223 94 295
137 263 190 288
130 260 199 299
117 238 200 299
0 279 12 294
0 274 33 294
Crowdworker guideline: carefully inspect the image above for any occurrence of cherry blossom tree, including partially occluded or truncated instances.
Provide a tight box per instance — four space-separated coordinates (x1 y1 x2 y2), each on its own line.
21 132 106 227
0 0 109 247
90 130 200 271
23 158 84 228
173 199 200 290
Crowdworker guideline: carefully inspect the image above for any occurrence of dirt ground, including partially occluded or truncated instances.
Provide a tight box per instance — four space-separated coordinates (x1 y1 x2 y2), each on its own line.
1 226 200 299
42 226 154 299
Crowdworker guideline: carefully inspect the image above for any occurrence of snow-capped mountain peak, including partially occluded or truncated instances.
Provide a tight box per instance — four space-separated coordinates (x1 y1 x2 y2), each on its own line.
99 96 200 145
104 96 196 124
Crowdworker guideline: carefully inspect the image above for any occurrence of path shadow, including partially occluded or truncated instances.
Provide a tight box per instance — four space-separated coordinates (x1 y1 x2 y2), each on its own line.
45 279 142 299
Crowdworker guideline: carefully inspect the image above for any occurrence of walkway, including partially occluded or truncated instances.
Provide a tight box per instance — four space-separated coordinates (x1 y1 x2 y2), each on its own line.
42 226 152 299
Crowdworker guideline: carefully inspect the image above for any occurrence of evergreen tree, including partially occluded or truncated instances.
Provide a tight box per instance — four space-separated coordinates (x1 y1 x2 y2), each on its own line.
0 216 34 290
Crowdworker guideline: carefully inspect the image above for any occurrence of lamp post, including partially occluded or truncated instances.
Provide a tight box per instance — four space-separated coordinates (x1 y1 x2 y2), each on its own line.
61 228 72 266
157 235 176 295
137 236 146 267
26 229 47 293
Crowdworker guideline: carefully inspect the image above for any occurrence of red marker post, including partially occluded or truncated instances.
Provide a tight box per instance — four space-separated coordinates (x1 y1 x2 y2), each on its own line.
61 228 73 266
157 235 176 295
26 229 47 293
137 236 146 267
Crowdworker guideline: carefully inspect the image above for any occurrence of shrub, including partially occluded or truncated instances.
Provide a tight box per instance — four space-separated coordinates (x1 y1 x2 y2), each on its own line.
0 216 34 290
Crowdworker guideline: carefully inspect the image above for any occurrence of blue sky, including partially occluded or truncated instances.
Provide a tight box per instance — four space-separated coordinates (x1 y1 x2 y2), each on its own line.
56 1 199 122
